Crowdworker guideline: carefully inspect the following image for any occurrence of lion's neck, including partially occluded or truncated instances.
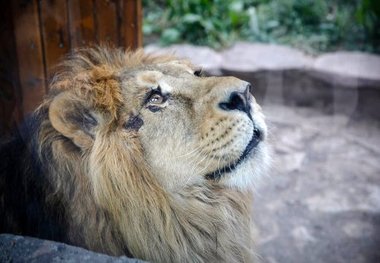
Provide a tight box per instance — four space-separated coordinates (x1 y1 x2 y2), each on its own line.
50 132 255 262
166 184 255 263
96 180 254 263
92 169 254 261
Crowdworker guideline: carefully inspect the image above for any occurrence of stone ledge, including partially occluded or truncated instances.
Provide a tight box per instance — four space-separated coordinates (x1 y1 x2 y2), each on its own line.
314 51 380 84
0 234 147 263
221 42 314 71
144 44 223 75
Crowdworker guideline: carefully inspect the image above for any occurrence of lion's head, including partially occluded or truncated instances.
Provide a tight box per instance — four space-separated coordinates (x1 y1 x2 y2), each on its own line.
35 47 269 262
47 48 268 190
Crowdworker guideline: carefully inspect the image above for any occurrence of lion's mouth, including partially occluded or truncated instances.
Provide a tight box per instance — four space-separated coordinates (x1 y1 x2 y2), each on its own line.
205 127 262 180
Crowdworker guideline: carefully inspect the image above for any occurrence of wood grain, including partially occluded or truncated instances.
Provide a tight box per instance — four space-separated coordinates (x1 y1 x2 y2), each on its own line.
68 0 96 48
1 0 141 132
0 1 22 135
119 0 142 49
11 0 46 115
94 0 118 46
40 0 70 81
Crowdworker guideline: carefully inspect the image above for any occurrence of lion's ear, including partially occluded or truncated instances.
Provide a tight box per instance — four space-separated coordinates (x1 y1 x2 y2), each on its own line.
49 92 98 149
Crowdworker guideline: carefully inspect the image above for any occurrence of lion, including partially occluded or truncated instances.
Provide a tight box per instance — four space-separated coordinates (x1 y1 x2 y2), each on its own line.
0 47 269 262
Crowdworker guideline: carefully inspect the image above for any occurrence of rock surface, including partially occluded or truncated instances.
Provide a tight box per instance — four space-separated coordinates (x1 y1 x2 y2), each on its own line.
144 44 223 75
0 234 147 263
255 104 380 263
221 42 314 71
314 52 380 83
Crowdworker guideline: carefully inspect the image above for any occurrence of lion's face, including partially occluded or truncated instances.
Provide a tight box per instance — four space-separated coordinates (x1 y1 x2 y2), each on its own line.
119 61 268 190
48 51 268 192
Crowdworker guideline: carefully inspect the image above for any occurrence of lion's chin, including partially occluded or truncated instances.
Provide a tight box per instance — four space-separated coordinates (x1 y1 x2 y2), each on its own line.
219 143 270 190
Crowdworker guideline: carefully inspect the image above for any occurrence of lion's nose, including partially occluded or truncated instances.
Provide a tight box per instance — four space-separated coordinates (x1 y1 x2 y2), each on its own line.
219 84 251 114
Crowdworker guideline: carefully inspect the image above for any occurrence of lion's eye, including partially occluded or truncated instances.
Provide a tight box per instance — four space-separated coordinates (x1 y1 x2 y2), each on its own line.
148 93 164 104
194 69 203 77
144 87 168 110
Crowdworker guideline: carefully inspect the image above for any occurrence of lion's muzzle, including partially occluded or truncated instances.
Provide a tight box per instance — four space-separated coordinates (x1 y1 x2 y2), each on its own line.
218 84 252 116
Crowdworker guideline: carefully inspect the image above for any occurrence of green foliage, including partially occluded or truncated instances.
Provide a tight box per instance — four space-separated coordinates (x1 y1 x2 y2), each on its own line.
143 0 256 49
356 0 380 51
143 0 380 54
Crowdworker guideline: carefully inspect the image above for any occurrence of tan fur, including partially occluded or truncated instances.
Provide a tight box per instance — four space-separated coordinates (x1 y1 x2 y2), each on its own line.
33 46 269 262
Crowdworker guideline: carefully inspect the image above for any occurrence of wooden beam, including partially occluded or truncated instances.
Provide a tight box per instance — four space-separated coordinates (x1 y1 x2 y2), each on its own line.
94 0 118 46
0 1 22 134
12 0 46 116
40 0 70 82
119 0 142 49
68 0 96 48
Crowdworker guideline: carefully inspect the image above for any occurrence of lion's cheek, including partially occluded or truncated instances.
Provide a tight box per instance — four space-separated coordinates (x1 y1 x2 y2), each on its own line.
138 138 203 190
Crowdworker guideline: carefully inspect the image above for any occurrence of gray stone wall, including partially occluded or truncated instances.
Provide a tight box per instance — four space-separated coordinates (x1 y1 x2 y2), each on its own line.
0 234 147 263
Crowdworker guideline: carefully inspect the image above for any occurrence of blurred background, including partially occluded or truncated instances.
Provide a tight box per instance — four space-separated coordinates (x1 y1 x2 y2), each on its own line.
1 1 380 262
142 0 380 53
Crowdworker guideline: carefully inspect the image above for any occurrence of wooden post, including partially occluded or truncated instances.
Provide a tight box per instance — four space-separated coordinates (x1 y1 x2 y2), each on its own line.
11 0 47 116
40 0 71 81
94 0 118 45
0 1 22 135
120 0 142 49
0 0 142 135
68 0 96 48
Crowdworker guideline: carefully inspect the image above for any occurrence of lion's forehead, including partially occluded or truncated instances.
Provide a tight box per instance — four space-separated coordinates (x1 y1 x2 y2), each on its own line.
130 70 192 95
133 60 195 81
133 71 172 93
135 70 164 87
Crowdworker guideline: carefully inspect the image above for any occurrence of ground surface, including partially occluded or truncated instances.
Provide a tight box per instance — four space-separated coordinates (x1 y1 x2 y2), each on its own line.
255 104 380 263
